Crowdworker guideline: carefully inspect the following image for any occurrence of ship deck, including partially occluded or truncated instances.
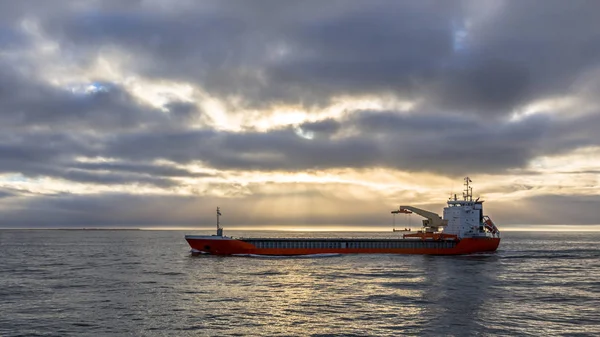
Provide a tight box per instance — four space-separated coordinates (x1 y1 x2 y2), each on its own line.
241 238 458 250
237 237 455 241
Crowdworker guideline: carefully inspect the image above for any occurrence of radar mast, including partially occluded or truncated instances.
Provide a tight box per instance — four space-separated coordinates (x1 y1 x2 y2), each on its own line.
463 177 473 202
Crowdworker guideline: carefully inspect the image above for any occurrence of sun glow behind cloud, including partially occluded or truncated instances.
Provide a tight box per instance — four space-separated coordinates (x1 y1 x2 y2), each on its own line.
510 96 581 122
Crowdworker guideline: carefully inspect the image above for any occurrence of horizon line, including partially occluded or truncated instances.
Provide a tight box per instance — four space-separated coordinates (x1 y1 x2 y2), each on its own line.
2 225 600 232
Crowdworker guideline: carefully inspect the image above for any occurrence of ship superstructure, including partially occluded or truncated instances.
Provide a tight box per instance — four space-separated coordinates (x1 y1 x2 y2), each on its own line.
185 178 500 256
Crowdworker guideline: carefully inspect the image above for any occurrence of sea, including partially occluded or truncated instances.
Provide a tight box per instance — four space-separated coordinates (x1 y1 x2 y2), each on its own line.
1 230 599 336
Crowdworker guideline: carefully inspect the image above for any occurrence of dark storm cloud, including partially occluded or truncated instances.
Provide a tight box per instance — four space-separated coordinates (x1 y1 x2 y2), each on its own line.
467 1 600 94
95 109 590 176
346 111 550 173
0 61 206 188
0 187 18 199
299 119 341 136
163 101 201 123
0 24 27 49
39 1 456 109
0 152 179 189
1 107 595 183
426 59 531 114
0 133 89 172
0 134 211 188
70 161 210 178
0 0 599 188
29 0 600 114
101 127 378 171
0 131 186 188
60 169 177 188
0 65 173 131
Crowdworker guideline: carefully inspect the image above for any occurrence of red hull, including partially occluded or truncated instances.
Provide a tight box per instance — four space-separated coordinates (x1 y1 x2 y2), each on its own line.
185 236 500 256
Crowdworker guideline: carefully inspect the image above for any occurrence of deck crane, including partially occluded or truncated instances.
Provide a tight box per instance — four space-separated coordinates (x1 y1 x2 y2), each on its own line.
398 206 448 232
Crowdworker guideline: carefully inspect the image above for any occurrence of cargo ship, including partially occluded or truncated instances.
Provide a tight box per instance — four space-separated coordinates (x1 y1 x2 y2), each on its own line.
185 178 500 256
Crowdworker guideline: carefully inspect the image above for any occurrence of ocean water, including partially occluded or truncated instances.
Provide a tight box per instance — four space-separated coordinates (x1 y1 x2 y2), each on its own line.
1 230 599 336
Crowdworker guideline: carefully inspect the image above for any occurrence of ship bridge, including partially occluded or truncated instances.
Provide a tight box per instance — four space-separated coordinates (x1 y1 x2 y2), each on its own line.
442 177 499 238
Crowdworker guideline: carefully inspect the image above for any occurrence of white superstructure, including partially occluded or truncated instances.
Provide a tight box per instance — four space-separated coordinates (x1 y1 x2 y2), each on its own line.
442 177 500 239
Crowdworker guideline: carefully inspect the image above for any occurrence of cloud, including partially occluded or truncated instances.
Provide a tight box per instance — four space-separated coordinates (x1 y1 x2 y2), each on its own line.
22 0 598 115
0 65 178 131
0 64 597 187
425 58 531 115
0 187 20 199
0 130 192 188
97 110 566 176
489 194 600 226
0 108 589 183
70 161 210 178
0 63 206 188
3 188 600 228
1 1 600 227
299 119 341 137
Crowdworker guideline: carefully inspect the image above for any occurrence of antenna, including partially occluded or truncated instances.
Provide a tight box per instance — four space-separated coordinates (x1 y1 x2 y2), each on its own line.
463 177 473 201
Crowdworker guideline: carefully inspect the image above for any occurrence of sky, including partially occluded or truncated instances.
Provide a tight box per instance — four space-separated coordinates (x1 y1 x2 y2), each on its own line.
1 0 599 230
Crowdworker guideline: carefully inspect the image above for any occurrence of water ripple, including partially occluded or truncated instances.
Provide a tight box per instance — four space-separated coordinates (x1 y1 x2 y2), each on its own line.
0 230 599 336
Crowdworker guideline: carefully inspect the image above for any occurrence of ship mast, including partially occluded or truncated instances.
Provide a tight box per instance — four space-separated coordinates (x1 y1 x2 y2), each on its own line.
216 207 223 236
463 177 473 202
